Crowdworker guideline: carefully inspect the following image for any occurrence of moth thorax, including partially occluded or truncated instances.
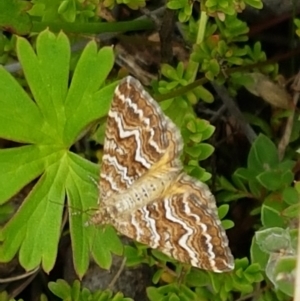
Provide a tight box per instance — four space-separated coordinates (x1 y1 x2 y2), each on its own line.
112 171 177 215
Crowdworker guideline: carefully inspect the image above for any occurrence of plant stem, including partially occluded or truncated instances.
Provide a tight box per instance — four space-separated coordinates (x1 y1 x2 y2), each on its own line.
32 19 154 34
184 11 208 83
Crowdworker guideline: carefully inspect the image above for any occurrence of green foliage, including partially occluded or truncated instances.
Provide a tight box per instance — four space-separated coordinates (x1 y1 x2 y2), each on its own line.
0 0 31 35
181 116 216 181
295 18 300 37
167 0 193 23
49 279 133 301
0 0 153 38
0 34 17 64
190 17 273 86
1 1 298 301
158 10 276 122
30 0 146 16
0 291 47 301
219 134 295 202
147 283 198 301
144 258 263 301
167 0 263 23
160 62 214 104
220 134 298 299
29 0 99 22
0 291 23 301
154 62 218 183
253 228 296 297
0 202 15 224
0 29 123 277
0 28 235 300
0 27 237 300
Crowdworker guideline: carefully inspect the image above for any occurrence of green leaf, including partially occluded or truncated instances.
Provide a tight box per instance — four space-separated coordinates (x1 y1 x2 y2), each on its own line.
0 0 32 35
193 86 214 103
248 180 263 198
247 134 279 172
257 170 284 191
255 228 292 254
147 287 163 301
261 203 285 228
185 145 202 158
244 113 272 137
63 44 116 145
218 176 237 192
282 203 300 218
152 269 164 284
227 56 243 65
282 187 299 205
245 0 263 9
0 202 14 224
221 219 234 230
70 280 81 300
161 64 178 80
273 256 296 297
208 58 220 76
164 97 190 128
234 167 257 182
176 62 184 78
124 245 147 266
49 279 71 298
199 143 214 160
167 0 183 9
217 204 229 219
199 123 215 140
186 269 209 287
0 29 117 276
250 236 269 270
59 0 76 22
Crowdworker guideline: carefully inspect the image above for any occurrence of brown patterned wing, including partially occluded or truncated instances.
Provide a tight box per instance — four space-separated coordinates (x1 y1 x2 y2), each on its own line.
100 76 183 202
113 173 234 272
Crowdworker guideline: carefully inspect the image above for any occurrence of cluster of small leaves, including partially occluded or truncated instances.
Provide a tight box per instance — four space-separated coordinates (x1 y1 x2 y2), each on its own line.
156 62 224 187
160 12 277 114
167 0 193 23
189 258 263 301
29 0 100 22
49 279 133 301
219 135 295 205
181 116 215 181
190 16 276 86
0 1 32 35
124 242 263 301
218 134 298 298
155 62 220 183
30 0 147 18
0 281 133 301
204 0 262 18
159 62 214 104
253 228 297 297
167 0 263 23
0 34 17 65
